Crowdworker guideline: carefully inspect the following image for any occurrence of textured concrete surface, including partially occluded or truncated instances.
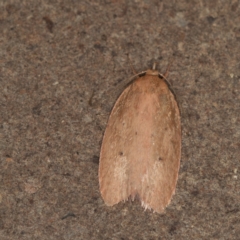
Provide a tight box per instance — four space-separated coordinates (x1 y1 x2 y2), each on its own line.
0 0 239 239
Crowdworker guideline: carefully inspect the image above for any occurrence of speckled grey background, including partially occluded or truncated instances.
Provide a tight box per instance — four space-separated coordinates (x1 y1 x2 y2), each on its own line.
0 0 239 239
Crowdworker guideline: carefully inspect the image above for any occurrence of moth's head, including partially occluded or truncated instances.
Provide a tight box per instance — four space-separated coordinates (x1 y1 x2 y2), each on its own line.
145 69 160 76
145 62 160 76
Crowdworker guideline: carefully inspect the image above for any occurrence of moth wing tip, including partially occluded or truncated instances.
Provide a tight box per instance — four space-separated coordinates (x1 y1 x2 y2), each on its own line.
141 200 166 214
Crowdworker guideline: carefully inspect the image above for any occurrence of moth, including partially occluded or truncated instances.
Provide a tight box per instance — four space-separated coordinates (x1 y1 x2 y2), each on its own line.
99 64 181 213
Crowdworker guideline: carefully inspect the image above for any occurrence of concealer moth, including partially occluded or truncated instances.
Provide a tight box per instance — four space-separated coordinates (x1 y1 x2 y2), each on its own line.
99 64 181 213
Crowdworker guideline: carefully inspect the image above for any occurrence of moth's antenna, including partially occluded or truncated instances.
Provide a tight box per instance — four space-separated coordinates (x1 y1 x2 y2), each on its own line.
164 58 174 78
126 53 137 75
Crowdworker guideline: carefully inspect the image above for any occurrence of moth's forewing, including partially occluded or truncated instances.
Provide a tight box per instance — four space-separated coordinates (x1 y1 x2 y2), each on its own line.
99 70 181 213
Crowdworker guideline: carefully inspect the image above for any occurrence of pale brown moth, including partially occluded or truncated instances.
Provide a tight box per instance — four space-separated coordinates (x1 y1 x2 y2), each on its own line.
99 64 181 213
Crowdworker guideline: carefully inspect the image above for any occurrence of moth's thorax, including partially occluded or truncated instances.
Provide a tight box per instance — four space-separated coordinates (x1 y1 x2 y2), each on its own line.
133 74 168 94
